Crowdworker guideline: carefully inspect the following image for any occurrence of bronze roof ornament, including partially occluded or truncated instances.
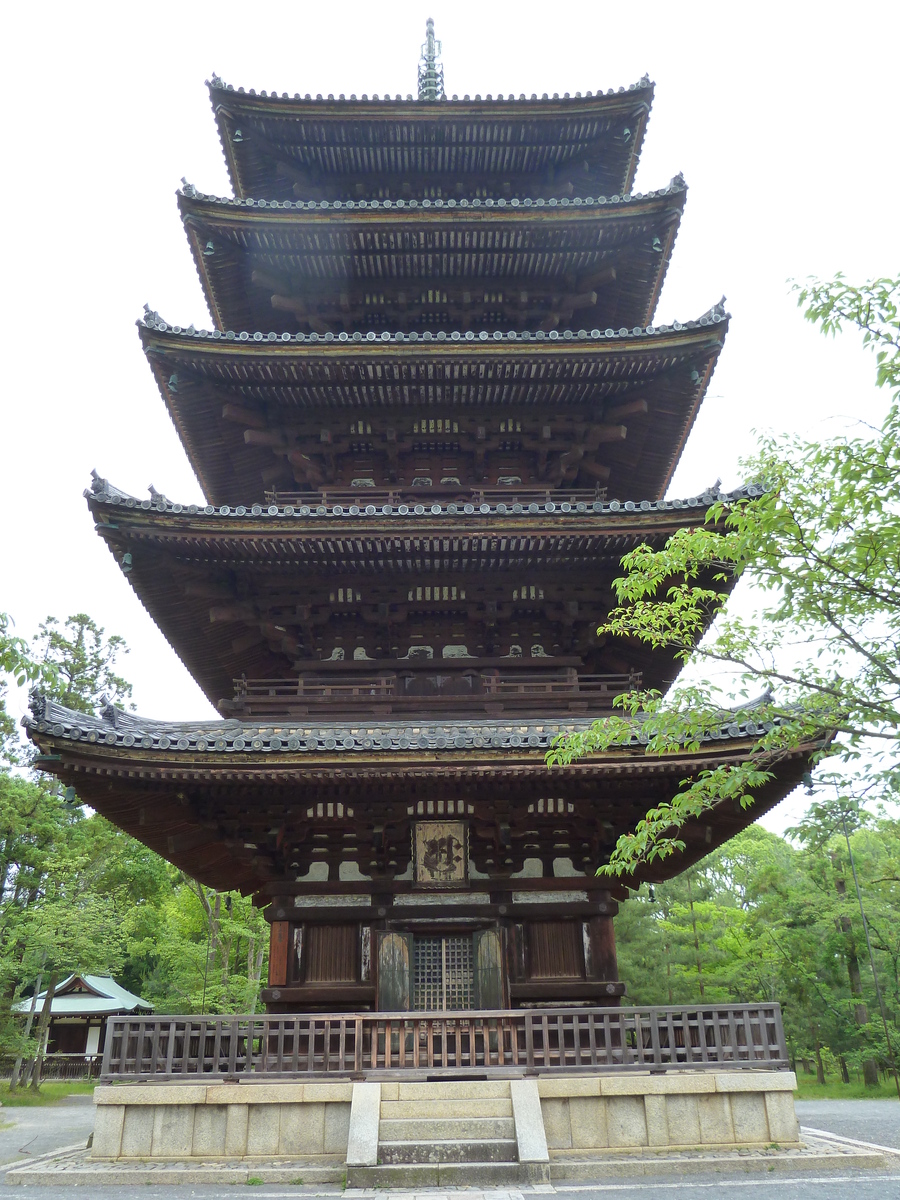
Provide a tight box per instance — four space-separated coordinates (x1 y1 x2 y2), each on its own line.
418 18 444 102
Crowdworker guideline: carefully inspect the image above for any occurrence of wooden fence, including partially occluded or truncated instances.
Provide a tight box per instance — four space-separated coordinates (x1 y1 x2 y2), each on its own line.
222 671 640 719
264 486 608 509
100 1004 789 1080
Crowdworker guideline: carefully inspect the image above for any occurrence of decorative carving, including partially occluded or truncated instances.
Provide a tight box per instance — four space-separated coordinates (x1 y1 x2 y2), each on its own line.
442 644 474 659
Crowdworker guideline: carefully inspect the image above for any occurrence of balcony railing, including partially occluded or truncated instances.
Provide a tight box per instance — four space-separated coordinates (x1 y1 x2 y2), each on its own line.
100 1004 789 1080
220 671 640 719
264 485 607 509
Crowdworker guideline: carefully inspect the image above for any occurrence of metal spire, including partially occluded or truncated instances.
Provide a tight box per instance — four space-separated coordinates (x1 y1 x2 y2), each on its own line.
417 17 444 101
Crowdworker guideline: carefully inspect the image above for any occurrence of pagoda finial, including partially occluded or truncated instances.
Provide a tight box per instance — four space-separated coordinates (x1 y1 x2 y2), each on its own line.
418 17 444 101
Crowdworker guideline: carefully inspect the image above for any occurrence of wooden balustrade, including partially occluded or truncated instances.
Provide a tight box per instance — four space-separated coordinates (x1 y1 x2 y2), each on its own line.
220 671 640 718
100 1004 789 1080
264 486 607 508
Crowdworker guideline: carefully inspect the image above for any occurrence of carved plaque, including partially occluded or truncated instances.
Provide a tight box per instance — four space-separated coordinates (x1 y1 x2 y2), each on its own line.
414 821 468 888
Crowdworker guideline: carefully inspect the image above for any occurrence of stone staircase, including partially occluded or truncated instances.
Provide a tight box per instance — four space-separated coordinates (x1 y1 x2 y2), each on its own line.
346 1079 550 1187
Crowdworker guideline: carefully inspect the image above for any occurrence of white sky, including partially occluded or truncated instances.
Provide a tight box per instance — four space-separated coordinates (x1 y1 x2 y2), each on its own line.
2 0 898 835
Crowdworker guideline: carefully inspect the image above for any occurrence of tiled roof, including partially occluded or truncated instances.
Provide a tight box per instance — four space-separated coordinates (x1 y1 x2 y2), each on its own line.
13 973 153 1016
177 178 685 212
208 74 654 106
138 294 724 347
26 692 778 759
86 472 758 524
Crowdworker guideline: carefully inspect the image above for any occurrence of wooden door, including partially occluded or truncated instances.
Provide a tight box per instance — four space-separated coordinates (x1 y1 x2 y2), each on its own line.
377 931 412 1010
474 928 504 1008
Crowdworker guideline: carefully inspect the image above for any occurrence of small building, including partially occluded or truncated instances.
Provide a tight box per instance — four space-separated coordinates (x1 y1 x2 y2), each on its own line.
15 974 153 1076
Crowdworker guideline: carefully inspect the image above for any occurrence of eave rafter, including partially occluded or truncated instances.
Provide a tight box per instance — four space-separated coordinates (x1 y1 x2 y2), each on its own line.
178 188 684 336
88 476 733 707
138 317 726 505
208 79 654 202
258 266 619 336
223 400 643 489
226 119 634 202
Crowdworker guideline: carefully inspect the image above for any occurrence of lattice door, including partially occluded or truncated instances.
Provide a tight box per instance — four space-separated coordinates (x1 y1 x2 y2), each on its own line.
413 935 474 1011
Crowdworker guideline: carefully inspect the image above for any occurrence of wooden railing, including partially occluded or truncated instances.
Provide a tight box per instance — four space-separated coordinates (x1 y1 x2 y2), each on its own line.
220 671 640 718
265 486 607 509
100 1005 789 1080
0 1053 103 1081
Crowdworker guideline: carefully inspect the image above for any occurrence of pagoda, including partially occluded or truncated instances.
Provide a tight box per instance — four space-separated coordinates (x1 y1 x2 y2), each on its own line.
27 26 813 1017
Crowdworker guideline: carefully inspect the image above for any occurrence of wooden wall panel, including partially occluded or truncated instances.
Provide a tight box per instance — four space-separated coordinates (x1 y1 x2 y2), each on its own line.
527 920 584 979
305 924 359 983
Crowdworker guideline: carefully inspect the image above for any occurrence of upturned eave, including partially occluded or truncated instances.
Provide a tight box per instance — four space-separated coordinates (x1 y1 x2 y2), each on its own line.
177 183 685 337
26 693 817 895
138 312 727 506
207 76 654 203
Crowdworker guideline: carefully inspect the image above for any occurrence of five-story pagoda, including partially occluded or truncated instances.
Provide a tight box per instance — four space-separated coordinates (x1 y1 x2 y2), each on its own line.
28 26 811 1015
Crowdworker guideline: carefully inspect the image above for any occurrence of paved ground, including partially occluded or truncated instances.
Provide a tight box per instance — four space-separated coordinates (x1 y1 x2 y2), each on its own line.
0 1095 94 1168
0 1096 897 1198
796 1098 900 1149
0 1182 898 1199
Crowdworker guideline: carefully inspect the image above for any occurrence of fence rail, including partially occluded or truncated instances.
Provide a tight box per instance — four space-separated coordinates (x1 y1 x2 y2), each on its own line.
101 1004 789 1080
0 1053 102 1081
221 671 640 719
264 487 608 509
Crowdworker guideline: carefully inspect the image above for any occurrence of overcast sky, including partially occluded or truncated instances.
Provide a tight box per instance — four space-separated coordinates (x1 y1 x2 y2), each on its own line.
2 1 897 833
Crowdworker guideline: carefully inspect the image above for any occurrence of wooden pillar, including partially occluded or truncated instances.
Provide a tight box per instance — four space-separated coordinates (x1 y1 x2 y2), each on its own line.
268 921 290 987
586 894 619 982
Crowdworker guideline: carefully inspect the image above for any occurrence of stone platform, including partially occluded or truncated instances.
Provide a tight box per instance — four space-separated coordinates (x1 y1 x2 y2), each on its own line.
6 1069 865 1188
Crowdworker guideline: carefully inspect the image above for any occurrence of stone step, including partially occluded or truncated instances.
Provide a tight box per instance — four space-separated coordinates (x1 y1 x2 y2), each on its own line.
385 1080 512 1100
347 1161 550 1188
380 1098 512 1119
379 1115 516 1141
379 1137 518 1164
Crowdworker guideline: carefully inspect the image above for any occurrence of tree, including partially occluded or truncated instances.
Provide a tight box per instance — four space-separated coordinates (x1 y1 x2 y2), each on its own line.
31 614 132 715
2 608 272 1081
548 274 900 876
0 613 58 765
0 611 136 1086
129 879 269 1016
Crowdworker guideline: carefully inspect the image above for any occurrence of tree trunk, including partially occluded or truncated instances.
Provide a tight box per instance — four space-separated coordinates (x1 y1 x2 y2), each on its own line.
832 853 880 1087
248 944 264 1015
839 1055 850 1084
814 1042 826 1085
29 969 60 1091
686 875 705 1000
9 972 42 1091
194 882 221 1010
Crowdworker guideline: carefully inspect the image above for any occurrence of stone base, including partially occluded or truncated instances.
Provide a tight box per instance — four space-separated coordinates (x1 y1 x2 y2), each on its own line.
538 1070 801 1152
88 1069 801 1168
91 1081 351 1160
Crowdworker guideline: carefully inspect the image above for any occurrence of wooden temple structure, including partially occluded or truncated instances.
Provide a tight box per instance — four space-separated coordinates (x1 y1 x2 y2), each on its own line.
27 43 813 1019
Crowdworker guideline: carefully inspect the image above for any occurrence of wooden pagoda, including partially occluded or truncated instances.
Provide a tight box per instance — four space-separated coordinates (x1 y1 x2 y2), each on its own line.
27 47 813 1017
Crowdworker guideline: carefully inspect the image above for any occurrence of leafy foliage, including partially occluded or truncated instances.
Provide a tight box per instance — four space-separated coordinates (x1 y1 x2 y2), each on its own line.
0 613 269 1084
618 818 900 1085
549 274 900 875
